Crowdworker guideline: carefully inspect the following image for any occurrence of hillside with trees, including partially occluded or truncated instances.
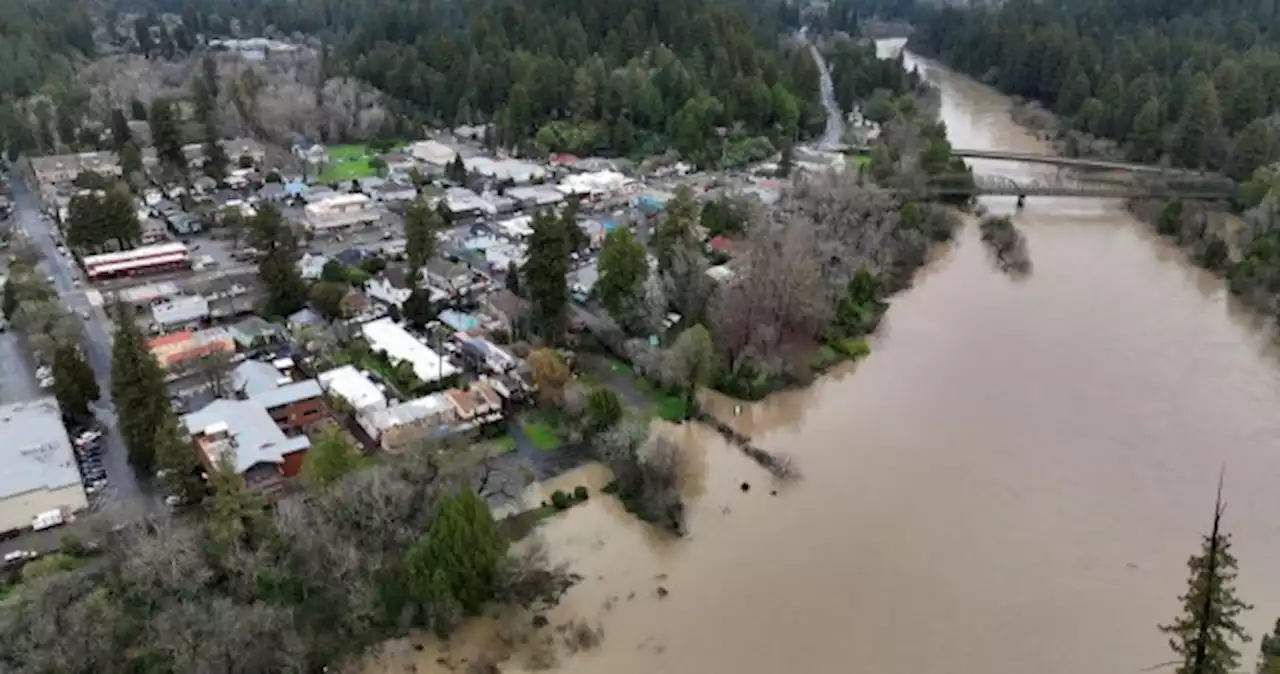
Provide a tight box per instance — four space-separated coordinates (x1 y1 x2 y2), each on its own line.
109 0 825 164
908 0 1280 180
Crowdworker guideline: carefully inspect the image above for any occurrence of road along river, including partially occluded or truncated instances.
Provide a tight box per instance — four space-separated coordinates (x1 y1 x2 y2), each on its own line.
362 40 1280 674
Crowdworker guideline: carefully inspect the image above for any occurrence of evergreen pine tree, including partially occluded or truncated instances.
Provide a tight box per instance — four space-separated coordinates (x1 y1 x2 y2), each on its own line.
148 98 186 176
249 205 308 317
109 108 131 151
522 209 571 341
1259 620 1280 674
1159 479 1252 674
110 303 169 474
1174 74 1223 169
51 342 98 423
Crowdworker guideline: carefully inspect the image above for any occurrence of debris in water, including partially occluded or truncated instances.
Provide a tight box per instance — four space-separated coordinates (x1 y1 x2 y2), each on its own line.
532 615 549 629
656 586 670 599
740 481 750 492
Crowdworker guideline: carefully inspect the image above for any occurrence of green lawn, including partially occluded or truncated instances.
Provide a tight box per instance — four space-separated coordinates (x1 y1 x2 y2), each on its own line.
652 394 688 422
319 144 377 183
488 434 518 454
523 421 562 451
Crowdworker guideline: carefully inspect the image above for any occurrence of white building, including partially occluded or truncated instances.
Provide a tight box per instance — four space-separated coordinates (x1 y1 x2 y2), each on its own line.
496 215 534 238
557 170 636 199
463 157 548 184
367 393 457 452
409 140 458 168
318 365 389 438
304 193 381 233
444 187 495 217
361 318 459 384
0 398 88 533
507 185 565 208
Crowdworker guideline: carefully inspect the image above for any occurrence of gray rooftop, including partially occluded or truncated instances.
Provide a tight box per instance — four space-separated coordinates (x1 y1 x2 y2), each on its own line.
183 399 311 474
248 380 323 410
232 361 288 396
152 295 210 327
0 398 83 498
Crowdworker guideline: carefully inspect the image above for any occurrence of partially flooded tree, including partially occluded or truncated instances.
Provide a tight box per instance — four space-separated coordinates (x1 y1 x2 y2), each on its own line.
664 324 716 418
594 421 686 534
978 215 1032 275
1160 479 1252 674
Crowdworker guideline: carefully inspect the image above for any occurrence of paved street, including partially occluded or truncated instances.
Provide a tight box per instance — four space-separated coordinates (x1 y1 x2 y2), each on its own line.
8 177 145 511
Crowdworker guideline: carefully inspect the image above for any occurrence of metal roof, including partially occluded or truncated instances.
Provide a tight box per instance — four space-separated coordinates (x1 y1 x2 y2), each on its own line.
0 398 83 499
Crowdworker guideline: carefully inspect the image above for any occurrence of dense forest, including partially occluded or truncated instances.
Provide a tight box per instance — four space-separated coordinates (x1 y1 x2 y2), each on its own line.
61 0 828 165
0 0 99 158
909 0 1280 181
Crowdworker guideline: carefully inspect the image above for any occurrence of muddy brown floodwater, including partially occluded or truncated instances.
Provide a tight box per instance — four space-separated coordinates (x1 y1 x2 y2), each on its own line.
362 41 1280 674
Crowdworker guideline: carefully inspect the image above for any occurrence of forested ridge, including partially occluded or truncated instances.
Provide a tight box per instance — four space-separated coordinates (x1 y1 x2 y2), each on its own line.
909 0 1280 180
0 0 98 156
10 0 828 166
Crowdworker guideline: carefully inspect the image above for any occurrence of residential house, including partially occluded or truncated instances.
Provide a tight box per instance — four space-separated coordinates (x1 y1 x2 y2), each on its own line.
304 193 381 233
228 316 287 350
318 365 389 439
231 360 291 396
182 402 311 499
381 153 416 174
368 181 418 204
166 212 203 236
257 183 288 203
151 295 210 332
506 185 565 209
365 267 448 309
148 327 235 369
249 380 327 436
438 309 481 334
424 258 475 294
367 393 458 452
459 337 519 374
364 267 413 309
287 308 325 330
361 318 460 385
478 192 517 215
483 290 528 333
443 380 504 426
298 253 330 281
192 176 219 194
443 187 492 218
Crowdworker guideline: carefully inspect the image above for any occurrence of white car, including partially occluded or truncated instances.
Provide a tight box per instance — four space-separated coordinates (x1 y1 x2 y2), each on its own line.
3 550 37 564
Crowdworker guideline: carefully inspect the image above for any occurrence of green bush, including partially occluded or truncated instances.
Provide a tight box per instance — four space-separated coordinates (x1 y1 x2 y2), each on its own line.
550 490 572 510
834 338 870 359
573 486 589 502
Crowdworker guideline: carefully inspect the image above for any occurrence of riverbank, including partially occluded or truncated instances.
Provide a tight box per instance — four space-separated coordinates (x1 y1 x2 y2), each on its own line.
352 42 1280 674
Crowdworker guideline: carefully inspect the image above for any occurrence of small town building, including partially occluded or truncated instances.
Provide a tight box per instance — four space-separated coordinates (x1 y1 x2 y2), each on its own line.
0 398 88 533
151 295 211 331
304 193 381 233
182 402 310 499
361 318 459 384
147 327 236 369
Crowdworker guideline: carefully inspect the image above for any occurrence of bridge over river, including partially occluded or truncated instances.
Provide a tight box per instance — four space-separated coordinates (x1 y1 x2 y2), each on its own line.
909 173 1238 201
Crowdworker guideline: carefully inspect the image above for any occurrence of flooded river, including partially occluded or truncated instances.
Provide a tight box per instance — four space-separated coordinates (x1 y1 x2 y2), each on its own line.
364 41 1280 674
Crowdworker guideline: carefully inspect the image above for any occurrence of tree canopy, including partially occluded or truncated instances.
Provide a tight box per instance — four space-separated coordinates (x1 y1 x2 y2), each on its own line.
910 0 1280 177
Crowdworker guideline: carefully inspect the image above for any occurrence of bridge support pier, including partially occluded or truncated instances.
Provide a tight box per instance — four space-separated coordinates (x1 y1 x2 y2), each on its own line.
1016 194 1026 208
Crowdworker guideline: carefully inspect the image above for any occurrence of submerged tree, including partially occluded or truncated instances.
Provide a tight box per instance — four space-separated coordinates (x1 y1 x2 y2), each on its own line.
1159 477 1252 674
1260 619 1280 674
